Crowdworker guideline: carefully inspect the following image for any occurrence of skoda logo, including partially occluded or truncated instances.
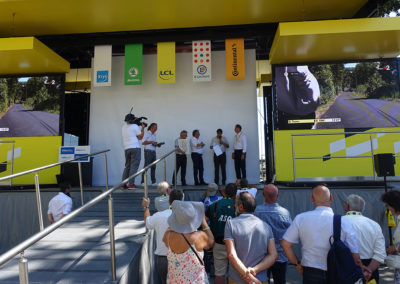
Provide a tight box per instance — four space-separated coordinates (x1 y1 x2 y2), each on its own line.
232 70 239 76
197 65 207 75
128 67 139 78
159 70 174 80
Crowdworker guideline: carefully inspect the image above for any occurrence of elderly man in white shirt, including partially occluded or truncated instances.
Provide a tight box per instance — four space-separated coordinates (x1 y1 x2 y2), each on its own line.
142 189 184 284
210 128 229 185
232 124 247 180
47 182 73 224
281 184 363 284
343 194 386 283
190 129 206 186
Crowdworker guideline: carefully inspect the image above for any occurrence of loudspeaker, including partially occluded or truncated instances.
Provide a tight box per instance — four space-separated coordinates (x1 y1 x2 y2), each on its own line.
374 153 395 177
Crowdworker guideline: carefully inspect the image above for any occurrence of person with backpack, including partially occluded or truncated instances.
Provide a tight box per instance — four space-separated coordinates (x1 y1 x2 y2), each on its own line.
205 183 237 284
280 184 363 284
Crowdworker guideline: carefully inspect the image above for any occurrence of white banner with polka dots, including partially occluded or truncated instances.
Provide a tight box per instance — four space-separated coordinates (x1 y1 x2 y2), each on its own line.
192 40 211 82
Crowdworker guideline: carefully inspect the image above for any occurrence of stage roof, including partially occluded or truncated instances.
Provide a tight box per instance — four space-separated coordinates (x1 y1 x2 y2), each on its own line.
269 17 400 64
0 0 367 37
0 37 70 76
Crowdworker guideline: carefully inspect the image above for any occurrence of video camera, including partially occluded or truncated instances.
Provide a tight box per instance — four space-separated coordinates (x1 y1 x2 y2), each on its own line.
124 107 148 127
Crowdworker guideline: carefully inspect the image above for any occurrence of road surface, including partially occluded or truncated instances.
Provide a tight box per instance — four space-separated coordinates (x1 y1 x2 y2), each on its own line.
316 92 400 129
0 104 59 137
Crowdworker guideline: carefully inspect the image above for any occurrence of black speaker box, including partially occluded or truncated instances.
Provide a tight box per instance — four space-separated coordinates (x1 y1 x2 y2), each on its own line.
374 153 395 177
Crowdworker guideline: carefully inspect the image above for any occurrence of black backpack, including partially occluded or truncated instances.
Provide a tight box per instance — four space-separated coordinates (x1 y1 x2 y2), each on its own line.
327 214 364 284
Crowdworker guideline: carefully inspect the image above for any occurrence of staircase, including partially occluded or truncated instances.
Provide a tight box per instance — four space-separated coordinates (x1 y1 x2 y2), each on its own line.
0 189 159 284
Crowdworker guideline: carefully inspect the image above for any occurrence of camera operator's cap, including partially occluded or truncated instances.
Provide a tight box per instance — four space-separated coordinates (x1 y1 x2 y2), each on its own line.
124 113 135 122
206 183 218 196
168 200 204 234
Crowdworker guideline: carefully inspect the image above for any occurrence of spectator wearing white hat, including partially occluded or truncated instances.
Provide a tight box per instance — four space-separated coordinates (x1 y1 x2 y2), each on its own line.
163 201 214 283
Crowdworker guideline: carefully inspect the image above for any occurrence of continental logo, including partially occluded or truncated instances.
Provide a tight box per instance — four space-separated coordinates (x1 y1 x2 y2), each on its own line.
232 43 239 76
159 70 174 81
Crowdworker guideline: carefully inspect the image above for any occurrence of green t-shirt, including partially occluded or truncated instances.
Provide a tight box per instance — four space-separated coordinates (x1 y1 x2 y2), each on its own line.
206 198 235 243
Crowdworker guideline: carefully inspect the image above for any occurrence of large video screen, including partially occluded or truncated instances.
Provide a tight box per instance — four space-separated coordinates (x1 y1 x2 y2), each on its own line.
275 59 400 130
0 75 63 137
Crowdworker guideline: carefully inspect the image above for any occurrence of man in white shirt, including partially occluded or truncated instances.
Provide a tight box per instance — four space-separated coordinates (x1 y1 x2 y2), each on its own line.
281 184 362 284
47 182 73 224
142 189 184 284
343 194 386 283
210 128 229 185
141 123 161 186
190 129 206 186
121 113 145 189
172 130 188 186
236 178 257 199
232 124 247 180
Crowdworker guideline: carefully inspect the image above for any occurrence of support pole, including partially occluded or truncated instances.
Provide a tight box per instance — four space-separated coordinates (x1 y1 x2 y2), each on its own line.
78 162 84 206
34 174 44 231
18 252 29 284
108 196 116 281
104 153 109 191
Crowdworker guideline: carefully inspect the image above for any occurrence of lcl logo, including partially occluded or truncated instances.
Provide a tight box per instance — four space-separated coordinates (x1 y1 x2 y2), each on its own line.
159 70 174 80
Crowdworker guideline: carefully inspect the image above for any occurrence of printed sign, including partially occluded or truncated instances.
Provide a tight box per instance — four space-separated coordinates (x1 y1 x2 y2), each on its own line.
225 38 245 80
125 44 143 85
193 40 211 82
59 146 91 163
157 42 175 84
93 45 112 87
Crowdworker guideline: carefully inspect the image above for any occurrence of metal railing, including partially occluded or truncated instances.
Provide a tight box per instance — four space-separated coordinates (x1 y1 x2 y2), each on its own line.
0 148 177 284
0 149 110 231
0 140 16 186
291 130 400 182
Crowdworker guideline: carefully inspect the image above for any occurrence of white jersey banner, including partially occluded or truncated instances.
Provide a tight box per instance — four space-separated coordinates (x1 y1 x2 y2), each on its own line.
192 40 211 82
93 45 112 87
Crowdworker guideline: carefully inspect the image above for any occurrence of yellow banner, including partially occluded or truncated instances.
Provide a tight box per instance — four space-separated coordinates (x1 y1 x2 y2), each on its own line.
157 42 175 84
225 38 245 80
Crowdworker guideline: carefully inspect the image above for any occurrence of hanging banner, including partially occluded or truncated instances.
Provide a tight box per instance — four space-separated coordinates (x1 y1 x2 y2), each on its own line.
192 40 211 82
157 42 175 84
124 44 143 85
225 38 245 80
93 45 112 87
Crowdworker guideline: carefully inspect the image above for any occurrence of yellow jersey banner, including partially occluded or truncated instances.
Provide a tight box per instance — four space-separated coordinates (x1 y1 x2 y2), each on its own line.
225 38 245 80
157 42 175 84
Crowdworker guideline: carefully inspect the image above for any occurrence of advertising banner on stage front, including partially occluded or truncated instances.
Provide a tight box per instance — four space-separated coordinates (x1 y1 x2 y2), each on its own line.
192 40 211 82
157 42 175 84
124 44 143 85
225 38 245 80
93 45 112 87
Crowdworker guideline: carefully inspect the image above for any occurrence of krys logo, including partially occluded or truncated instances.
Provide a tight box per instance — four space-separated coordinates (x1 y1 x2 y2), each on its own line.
197 65 207 75
231 43 239 77
96 70 109 83
128 67 139 78
159 70 174 80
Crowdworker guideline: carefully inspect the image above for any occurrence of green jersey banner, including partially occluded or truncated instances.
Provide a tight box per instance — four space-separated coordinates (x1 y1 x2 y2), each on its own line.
124 44 143 85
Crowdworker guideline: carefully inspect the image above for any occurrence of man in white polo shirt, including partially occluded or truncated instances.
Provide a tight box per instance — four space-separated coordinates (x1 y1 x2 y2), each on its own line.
190 129 206 186
47 182 73 224
281 184 362 284
343 194 386 283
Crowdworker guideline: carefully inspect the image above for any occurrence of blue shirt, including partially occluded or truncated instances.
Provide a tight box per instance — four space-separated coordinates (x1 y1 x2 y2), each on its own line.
254 203 292 263
224 214 274 283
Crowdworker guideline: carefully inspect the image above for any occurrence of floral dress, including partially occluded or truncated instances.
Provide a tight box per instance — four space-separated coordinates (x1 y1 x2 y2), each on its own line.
166 233 209 284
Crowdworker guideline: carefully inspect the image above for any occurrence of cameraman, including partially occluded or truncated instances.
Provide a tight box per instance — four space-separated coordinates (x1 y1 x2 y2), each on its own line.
141 123 160 186
121 114 145 189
